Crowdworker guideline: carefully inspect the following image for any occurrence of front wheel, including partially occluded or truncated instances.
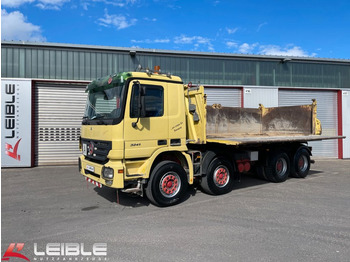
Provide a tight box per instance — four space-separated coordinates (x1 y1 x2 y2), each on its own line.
146 161 188 207
201 157 235 195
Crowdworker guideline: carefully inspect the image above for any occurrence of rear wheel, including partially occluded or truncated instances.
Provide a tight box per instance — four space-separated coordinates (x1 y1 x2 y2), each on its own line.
146 161 188 207
291 148 311 178
264 152 290 183
201 157 234 195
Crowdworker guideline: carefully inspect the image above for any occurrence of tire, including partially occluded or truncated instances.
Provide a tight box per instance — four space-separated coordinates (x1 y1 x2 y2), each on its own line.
201 157 234 195
264 152 290 183
290 148 311 178
145 161 188 207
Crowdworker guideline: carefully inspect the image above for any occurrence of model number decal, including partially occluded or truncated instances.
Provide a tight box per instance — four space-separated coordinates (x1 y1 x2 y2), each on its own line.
131 143 141 147
172 122 183 132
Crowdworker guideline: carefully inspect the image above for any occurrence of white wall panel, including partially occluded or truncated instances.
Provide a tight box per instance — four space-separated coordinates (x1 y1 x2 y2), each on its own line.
342 90 350 158
243 87 278 108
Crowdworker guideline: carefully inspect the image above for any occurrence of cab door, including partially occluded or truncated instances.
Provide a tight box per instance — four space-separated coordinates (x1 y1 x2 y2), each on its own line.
124 80 168 159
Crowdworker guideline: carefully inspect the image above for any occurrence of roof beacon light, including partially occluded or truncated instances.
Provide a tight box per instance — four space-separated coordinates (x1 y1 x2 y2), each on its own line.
154 65 160 74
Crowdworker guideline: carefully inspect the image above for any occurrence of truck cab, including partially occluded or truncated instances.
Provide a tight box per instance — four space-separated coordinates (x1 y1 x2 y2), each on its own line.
79 71 196 206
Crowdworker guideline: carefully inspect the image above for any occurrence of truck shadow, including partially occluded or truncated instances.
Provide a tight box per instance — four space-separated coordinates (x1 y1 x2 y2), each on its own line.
93 186 198 208
93 187 151 207
235 169 323 191
93 169 323 208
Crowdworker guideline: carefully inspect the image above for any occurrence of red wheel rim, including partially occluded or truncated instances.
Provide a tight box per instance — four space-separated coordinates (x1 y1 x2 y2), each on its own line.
298 157 304 169
275 158 287 176
213 166 230 188
159 172 181 198
276 161 283 172
297 155 308 172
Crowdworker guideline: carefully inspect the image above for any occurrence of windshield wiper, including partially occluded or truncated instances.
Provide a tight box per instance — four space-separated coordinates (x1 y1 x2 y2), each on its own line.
82 115 108 125
91 114 110 125
91 114 106 120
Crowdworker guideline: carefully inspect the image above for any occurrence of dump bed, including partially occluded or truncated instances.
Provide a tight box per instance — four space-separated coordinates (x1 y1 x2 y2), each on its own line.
184 85 343 146
205 101 341 146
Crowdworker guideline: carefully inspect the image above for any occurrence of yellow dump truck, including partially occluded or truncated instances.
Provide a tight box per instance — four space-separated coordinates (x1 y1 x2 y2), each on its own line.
79 69 341 206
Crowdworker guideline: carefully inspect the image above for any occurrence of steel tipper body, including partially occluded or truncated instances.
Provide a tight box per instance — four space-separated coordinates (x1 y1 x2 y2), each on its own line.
79 69 344 206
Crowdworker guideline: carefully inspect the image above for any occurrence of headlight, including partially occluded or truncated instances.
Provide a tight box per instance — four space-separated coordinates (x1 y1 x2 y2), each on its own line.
102 167 114 179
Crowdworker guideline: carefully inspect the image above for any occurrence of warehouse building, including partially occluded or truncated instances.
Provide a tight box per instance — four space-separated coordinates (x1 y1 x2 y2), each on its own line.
1 41 350 167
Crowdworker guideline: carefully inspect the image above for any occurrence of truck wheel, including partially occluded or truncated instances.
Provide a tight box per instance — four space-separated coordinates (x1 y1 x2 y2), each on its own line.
264 152 290 183
201 157 234 195
290 148 311 178
145 161 188 207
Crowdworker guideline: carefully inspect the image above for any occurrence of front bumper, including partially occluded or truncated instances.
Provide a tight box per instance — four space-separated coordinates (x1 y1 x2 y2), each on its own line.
79 155 125 189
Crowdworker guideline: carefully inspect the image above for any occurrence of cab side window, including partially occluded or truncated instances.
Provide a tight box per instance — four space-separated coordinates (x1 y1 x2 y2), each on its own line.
130 84 164 118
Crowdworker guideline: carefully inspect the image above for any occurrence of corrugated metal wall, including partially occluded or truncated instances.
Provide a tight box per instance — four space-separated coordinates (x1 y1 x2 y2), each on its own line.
2 43 350 88
279 89 338 157
35 83 87 165
205 87 242 107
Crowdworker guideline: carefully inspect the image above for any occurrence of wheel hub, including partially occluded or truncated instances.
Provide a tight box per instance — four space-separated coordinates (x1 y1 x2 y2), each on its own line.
159 172 181 198
275 158 287 176
277 161 283 172
298 155 308 172
213 166 229 188
298 157 304 169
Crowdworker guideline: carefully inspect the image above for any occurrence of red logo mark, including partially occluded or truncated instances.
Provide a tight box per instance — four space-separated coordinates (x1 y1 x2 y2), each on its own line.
2 243 30 261
5 138 21 161
88 142 94 155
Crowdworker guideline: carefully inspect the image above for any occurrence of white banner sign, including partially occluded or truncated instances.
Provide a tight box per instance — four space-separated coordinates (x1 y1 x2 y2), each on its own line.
1 79 32 167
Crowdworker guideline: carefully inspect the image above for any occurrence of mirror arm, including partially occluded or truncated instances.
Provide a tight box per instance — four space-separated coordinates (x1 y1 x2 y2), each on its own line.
132 81 142 128
132 118 140 128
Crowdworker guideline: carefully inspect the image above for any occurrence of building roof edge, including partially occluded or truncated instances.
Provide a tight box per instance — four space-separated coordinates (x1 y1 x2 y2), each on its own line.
2 41 350 64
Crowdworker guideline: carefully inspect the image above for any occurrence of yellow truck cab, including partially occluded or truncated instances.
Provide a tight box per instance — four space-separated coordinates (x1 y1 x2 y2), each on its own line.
79 68 339 206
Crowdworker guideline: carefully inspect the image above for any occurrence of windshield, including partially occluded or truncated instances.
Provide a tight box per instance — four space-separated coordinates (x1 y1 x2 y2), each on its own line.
84 85 124 123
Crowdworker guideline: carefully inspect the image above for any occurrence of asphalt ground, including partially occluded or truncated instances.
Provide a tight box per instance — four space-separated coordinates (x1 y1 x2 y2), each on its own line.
1 159 350 262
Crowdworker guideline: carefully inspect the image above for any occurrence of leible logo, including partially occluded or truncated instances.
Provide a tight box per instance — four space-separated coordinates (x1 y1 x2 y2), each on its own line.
2 243 30 261
5 138 22 161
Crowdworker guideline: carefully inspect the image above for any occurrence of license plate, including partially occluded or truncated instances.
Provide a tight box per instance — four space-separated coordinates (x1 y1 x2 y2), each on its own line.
86 164 95 172
83 143 87 156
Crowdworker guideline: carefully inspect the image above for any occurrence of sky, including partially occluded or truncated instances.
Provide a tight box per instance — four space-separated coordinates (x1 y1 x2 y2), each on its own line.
1 0 350 59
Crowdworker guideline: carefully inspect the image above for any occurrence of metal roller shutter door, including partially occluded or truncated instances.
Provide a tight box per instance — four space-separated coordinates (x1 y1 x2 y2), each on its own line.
35 83 87 165
279 89 338 157
205 87 242 107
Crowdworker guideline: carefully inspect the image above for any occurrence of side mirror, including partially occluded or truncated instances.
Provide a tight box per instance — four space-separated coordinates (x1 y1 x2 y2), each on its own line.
132 81 146 127
140 85 146 117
